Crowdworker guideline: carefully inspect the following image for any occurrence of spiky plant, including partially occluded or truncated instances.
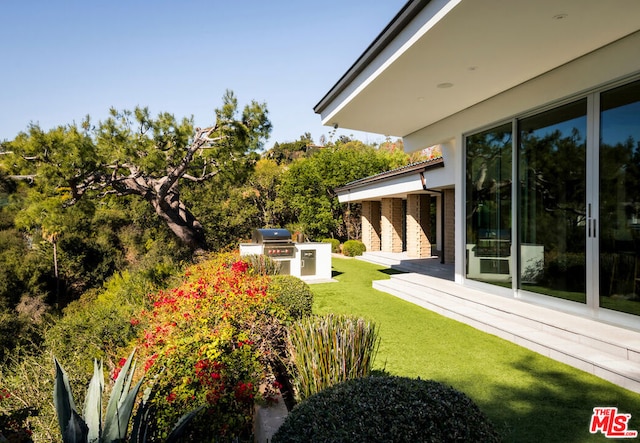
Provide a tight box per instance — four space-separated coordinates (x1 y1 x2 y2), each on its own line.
53 350 143 443
53 350 204 443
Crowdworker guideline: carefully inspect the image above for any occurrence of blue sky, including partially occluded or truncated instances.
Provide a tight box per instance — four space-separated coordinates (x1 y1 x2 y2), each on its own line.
0 1 406 147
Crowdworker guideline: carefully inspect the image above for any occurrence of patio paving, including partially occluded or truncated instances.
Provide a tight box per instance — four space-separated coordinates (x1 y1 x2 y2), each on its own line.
357 251 640 394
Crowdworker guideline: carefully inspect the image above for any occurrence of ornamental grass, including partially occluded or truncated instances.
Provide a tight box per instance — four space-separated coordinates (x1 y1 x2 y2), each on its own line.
287 313 380 401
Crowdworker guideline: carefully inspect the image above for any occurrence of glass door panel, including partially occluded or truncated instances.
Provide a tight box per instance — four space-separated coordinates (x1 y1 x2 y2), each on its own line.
465 123 513 286
518 100 587 302
599 80 640 316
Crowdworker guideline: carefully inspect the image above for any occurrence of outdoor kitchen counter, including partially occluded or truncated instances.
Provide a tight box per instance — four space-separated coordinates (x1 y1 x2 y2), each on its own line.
239 242 332 282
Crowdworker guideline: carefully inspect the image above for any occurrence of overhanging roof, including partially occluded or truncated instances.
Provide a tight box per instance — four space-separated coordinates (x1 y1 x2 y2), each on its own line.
314 0 640 138
335 157 443 193
335 157 445 203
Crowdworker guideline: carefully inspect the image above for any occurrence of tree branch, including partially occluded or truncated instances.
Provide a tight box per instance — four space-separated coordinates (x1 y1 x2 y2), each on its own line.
8 175 37 181
157 125 217 199
182 170 220 182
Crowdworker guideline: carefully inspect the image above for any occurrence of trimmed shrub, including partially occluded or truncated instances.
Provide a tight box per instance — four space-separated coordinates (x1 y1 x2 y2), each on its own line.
320 238 340 254
287 314 379 401
342 239 366 257
267 275 314 320
273 376 502 443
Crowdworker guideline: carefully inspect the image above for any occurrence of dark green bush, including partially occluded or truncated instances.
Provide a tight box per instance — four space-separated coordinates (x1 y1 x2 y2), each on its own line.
267 275 314 320
273 376 502 443
320 238 340 253
342 239 366 257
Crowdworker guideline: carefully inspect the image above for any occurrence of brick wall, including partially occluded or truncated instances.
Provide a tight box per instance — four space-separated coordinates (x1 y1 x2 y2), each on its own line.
444 188 455 264
381 198 403 253
406 194 432 258
361 201 381 252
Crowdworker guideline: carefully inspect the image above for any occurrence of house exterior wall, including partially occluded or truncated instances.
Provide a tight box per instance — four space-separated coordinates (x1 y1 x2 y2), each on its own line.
381 198 404 253
361 201 381 252
397 31 640 328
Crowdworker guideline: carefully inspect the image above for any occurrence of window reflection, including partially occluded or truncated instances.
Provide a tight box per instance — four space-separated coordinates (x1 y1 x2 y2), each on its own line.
465 124 512 285
599 80 640 316
464 80 640 318
518 100 587 302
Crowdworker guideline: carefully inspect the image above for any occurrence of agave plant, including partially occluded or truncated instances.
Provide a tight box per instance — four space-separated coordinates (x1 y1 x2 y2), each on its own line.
54 350 203 443
54 350 143 443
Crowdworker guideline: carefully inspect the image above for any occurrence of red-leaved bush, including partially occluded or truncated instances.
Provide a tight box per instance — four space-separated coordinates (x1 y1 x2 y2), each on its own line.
128 252 288 441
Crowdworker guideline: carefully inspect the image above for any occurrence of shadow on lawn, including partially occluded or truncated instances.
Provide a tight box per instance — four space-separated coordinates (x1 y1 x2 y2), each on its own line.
331 270 343 278
475 355 638 443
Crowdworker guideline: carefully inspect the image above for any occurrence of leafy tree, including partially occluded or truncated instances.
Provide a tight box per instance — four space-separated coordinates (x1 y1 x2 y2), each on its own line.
0 171 16 211
0 179 51 304
2 90 271 253
277 140 410 239
266 133 314 165
185 173 261 250
244 158 289 228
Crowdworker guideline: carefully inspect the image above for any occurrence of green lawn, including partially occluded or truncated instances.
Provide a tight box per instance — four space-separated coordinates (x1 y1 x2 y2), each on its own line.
310 257 640 443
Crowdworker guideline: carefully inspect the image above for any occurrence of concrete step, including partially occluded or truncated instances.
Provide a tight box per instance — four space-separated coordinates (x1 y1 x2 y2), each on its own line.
373 273 640 393
359 252 455 280
358 252 403 267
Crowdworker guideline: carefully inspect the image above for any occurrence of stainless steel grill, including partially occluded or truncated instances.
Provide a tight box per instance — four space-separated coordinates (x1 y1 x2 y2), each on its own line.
251 228 296 258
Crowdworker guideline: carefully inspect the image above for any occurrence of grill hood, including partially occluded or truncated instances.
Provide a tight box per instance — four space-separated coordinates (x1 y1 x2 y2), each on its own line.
251 228 292 244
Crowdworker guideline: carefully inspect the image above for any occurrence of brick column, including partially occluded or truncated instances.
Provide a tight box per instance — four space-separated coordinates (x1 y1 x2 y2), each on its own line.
406 194 432 258
361 201 381 252
444 188 455 264
381 198 403 253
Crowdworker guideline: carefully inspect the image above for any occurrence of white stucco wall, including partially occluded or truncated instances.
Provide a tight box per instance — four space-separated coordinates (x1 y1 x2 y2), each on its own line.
291 243 332 281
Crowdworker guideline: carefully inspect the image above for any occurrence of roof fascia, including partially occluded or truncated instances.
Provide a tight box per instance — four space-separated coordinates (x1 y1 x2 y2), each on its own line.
334 158 443 193
313 0 432 115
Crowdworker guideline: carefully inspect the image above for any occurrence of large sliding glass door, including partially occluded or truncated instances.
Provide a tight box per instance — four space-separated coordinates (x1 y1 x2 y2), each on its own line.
599 80 640 316
518 100 587 303
465 77 640 318
465 124 513 285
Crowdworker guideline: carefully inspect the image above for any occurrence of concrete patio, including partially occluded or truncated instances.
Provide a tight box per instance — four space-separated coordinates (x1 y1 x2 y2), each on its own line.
358 251 640 394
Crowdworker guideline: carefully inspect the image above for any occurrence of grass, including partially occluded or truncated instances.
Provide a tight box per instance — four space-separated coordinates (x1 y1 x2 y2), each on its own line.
287 314 379 401
310 257 640 443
